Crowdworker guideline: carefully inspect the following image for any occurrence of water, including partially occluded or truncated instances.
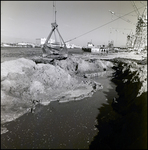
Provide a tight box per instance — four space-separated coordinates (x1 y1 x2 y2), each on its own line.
1 47 118 149
1 47 83 62
1 76 117 149
1 47 43 62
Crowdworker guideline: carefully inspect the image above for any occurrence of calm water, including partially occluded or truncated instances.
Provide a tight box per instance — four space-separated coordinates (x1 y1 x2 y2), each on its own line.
1 47 83 62
1 76 117 149
1 47 117 149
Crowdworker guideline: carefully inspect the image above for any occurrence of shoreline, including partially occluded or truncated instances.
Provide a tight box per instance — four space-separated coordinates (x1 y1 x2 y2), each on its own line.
1 55 114 134
1 51 147 148
1 73 117 149
89 57 147 149
1 50 147 148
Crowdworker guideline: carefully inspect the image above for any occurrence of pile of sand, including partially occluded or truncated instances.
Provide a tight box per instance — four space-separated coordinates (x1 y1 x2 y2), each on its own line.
1 58 104 125
55 56 113 75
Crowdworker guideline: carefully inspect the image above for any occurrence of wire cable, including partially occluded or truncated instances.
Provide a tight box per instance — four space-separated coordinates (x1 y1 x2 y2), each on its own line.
65 5 145 43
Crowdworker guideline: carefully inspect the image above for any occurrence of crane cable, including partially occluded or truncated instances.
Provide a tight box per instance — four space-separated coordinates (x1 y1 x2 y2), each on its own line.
131 1 140 17
65 5 145 43
53 1 57 23
53 1 58 43
109 11 136 26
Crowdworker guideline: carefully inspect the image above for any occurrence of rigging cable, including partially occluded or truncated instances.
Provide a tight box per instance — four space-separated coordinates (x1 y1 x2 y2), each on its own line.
140 1 146 6
109 10 136 26
53 1 57 23
53 1 57 43
131 1 140 17
65 5 145 43
52 1 54 22
55 1 57 23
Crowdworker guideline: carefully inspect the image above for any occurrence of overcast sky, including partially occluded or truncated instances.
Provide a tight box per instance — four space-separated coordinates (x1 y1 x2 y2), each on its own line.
1 1 147 46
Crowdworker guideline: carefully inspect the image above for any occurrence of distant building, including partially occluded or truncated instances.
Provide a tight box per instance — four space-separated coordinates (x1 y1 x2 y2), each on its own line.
36 38 46 47
17 42 28 46
74 45 82 49
65 43 74 48
108 40 114 50
48 39 55 44
91 47 100 53
87 42 94 48
93 44 109 53
35 38 59 47
17 42 34 47
83 41 109 53
1 42 35 48
96 45 101 48
126 33 135 48
1 43 11 47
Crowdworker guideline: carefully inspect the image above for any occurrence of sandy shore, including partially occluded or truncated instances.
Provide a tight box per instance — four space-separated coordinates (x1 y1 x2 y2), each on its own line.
1 50 147 134
1 53 114 133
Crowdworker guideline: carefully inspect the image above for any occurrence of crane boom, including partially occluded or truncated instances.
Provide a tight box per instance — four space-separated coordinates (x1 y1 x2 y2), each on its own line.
131 1 140 17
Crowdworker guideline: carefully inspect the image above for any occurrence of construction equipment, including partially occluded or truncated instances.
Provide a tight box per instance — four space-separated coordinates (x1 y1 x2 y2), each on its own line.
42 2 68 59
109 2 147 51
131 1 141 17
109 10 137 26
132 5 147 51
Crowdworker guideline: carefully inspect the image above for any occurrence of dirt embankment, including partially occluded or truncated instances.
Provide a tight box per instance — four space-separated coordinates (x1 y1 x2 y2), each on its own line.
89 58 147 149
1 56 113 133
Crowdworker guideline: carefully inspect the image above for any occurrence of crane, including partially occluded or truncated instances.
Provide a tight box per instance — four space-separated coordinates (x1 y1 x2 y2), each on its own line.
109 2 147 51
42 1 68 59
131 1 140 17
109 10 136 26
133 5 147 51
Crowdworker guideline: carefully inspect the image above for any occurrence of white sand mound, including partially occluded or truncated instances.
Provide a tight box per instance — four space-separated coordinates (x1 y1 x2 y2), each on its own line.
1 58 36 81
55 56 113 75
1 58 102 125
1 58 78 104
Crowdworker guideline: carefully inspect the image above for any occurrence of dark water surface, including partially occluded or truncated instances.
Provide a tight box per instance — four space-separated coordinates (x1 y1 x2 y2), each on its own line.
1 47 118 149
1 76 118 149
1 47 83 62
1 47 147 149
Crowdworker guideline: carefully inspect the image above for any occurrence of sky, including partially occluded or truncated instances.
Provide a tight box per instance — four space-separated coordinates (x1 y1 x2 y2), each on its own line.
1 1 147 47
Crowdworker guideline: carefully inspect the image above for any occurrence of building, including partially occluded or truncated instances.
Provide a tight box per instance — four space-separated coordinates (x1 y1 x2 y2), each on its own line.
17 42 35 48
126 33 135 48
87 41 94 48
108 40 114 51
36 38 46 47
65 43 74 48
